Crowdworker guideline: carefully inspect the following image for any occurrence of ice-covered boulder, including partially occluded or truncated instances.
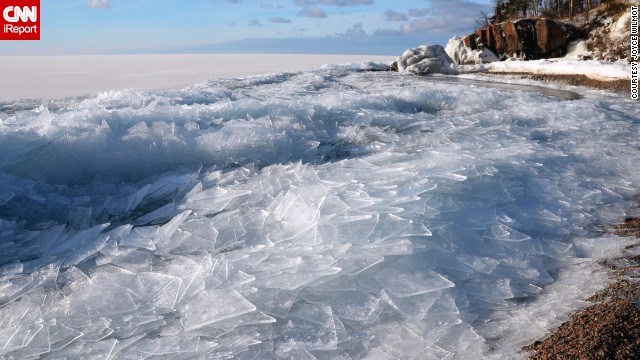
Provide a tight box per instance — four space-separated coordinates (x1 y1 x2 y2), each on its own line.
396 45 454 75
445 36 499 65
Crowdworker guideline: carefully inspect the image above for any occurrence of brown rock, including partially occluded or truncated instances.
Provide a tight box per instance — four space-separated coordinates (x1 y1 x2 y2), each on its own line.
460 18 580 60
535 18 567 58
462 34 476 49
485 26 494 50
501 21 522 56
492 24 508 55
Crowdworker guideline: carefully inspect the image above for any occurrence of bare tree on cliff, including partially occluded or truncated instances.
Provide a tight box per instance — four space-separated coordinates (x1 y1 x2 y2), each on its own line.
488 0 612 24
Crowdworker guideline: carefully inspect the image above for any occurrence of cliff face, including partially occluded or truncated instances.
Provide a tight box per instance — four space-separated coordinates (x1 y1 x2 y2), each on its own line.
462 19 582 60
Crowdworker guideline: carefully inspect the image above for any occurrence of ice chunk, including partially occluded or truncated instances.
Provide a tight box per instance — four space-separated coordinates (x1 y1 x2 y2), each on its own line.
182 187 251 213
334 250 384 276
134 335 200 356
241 287 297 318
528 178 565 201
48 323 83 352
375 268 454 298
380 289 441 321
134 202 177 225
483 223 531 242
180 289 256 331
119 226 158 251
51 224 110 256
277 316 338 353
139 272 182 309
154 210 191 253
330 291 385 325
78 339 118 359
213 311 275 331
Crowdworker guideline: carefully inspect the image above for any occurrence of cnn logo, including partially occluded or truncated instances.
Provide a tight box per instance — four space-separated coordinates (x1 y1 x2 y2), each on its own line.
1 0 40 40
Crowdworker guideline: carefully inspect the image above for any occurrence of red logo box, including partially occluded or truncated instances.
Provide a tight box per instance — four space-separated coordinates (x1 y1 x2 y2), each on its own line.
1 0 40 40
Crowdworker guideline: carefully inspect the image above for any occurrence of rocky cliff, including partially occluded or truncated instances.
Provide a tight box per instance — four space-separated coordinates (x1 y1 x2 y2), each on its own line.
461 18 582 61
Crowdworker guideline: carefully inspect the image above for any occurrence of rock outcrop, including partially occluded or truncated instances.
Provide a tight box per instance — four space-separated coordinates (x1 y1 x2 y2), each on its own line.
462 18 581 60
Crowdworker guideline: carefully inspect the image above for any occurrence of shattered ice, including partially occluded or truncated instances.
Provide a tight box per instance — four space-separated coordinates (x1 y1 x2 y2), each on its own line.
0 65 639 359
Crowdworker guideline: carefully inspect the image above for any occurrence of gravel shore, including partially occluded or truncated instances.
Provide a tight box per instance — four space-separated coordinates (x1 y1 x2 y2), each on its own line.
487 72 631 93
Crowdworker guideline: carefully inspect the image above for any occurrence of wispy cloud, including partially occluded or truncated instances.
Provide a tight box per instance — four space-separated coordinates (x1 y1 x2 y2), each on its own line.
373 28 401 36
294 0 373 6
298 8 328 18
248 19 264 27
408 8 428 17
321 0 373 6
269 16 292 23
384 9 407 22
88 0 110 9
398 0 490 35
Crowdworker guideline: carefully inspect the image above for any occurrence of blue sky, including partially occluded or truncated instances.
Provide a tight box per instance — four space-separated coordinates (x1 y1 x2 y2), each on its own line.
3 0 493 55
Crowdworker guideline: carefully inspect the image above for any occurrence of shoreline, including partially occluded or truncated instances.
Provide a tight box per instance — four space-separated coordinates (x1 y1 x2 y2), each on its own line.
476 69 639 358
524 217 640 359
482 72 632 93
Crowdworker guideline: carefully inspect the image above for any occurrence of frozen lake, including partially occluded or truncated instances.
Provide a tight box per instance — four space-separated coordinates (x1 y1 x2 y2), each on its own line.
0 54 394 102
0 56 639 359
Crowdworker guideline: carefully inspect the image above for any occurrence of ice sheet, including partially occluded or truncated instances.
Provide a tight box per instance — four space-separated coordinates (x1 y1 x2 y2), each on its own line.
0 63 639 359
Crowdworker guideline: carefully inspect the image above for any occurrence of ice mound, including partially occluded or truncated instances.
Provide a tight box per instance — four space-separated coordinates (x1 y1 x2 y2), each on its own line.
396 44 455 74
446 36 500 64
0 66 639 359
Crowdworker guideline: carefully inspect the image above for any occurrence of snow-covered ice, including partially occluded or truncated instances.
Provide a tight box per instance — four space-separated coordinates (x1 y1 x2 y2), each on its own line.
0 60 639 359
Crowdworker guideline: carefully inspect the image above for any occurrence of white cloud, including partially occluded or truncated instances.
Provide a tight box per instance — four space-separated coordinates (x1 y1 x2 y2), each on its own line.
248 19 264 27
88 0 110 9
298 8 328 18
338 23 367 38
384 9 407 22
401 18 430 34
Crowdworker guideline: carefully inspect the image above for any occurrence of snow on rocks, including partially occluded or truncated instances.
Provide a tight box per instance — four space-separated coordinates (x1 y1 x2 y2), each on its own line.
395 44 455 74
445 36 499 65
457 57 630 81
564 39 593 60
